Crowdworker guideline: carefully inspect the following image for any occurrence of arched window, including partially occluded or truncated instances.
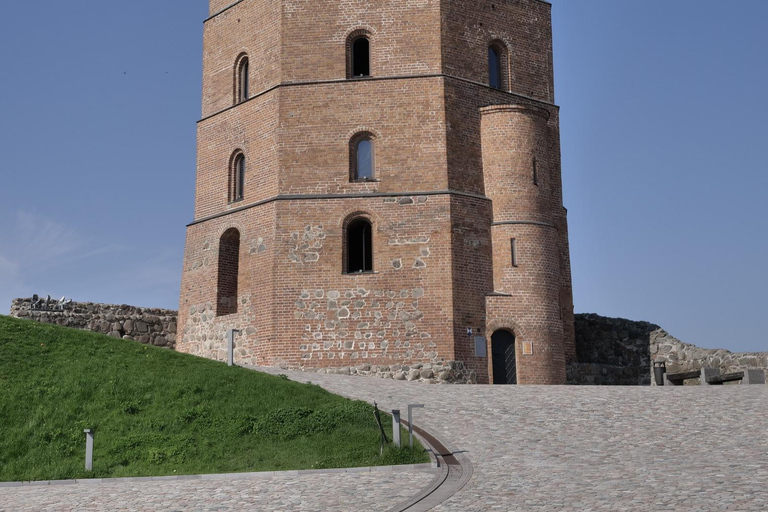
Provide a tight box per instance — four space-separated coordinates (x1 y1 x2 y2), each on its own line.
235 55 249 103
230 152 245 202
351 136 374 181
489 46 502 89
352 37 370 77
347 32 372 78
217 228 241 316
346 218 373 273
488 41 509 90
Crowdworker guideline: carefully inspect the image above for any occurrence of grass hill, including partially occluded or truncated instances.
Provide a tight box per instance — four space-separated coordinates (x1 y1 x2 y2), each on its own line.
0 316 427 482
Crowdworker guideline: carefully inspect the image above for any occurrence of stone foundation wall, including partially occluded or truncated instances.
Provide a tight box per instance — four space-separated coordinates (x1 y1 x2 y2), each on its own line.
570 313 768 386
301 361 476 384
10 298 178 349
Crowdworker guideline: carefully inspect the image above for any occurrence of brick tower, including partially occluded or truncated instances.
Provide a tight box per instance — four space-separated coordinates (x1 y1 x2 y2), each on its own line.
178 0 576 385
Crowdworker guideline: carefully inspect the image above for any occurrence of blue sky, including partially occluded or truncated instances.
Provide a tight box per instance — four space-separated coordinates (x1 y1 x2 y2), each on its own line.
0 1 766 353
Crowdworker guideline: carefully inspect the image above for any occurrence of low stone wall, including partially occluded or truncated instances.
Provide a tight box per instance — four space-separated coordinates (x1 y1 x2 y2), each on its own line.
10 298 178 349
652 328 768 385
570 313 768 386
306 361 476 384
9 297 764 386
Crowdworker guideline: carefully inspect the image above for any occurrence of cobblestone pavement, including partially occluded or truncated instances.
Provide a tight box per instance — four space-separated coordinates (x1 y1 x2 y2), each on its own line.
3 367 767 511
258 368 768 512
0 470 433 511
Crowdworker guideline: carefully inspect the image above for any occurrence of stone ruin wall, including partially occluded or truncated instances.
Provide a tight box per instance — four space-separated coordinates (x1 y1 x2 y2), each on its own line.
569 314 768 386
9 298 178 349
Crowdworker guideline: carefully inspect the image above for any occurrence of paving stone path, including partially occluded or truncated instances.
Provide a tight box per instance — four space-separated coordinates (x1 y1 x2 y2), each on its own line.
0 470 433 512
2 366 767 511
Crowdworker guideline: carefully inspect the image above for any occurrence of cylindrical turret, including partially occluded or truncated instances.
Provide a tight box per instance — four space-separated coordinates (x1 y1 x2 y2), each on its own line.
481 104 566 385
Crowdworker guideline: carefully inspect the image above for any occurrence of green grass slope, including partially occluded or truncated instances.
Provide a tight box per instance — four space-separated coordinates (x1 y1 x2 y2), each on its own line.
0 316 427 482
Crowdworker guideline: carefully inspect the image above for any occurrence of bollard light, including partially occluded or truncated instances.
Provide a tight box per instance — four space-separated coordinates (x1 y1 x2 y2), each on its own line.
391 409 401 448
84 429 94 471
407 404 424 448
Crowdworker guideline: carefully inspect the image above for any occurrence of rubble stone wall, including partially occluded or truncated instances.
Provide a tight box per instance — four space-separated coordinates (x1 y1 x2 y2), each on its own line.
10 298 178 349
569 314 768 386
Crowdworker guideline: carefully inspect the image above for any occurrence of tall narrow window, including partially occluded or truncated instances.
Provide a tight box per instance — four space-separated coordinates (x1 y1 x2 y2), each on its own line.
511 238 518 267
489 46 502 89
235 54 249 104
352 37 370 77
231 153 245 202
217 228 241 316
533 157 539 186
350 133 375 181
347 218 373 273
356 139 373 180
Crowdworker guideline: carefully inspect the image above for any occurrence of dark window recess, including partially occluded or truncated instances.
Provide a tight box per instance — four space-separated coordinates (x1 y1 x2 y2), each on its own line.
511 238 518 267
239 59 249 102
356 139 373 180
217 228 240 316
533 157 538 186
232 154 245 201
347 219 373 273
352 37 370 77
489 46 502 89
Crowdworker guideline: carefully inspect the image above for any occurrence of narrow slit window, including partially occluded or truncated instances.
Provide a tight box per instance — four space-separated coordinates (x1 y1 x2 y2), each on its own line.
533 157 539 186
511 238 518 267
231 153 245 202
352 37 370 77
236 56 249 103
347 219 373 273
489 46 502 89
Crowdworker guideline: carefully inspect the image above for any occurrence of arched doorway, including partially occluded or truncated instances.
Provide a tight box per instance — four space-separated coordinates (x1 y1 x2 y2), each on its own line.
492 329 517 385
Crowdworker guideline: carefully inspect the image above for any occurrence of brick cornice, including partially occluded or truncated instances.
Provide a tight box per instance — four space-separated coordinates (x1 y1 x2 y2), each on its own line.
188 190 490 227
197 74 559 124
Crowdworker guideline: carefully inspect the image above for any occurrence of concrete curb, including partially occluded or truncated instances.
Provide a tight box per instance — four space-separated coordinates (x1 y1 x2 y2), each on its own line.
0 463 435 488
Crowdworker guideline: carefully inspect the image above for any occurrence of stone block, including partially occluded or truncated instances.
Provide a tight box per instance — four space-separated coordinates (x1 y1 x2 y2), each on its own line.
744 369 766 385
701 367 721 386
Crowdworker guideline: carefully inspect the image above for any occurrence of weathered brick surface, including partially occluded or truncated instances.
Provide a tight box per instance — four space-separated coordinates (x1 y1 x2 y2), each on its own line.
179 0 575 384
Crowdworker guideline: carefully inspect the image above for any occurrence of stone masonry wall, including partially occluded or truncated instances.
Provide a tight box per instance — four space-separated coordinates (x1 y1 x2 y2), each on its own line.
569 313 768 386
10 298 178 349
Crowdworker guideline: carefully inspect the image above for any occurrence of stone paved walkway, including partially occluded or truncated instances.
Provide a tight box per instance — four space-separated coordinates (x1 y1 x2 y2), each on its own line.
2 367 767 511
0 470 433 511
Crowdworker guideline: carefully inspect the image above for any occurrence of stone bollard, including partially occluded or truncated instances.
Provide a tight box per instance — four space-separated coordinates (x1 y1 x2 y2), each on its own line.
701 367 720 386
744 369 766 385
391 410 401 448
84 429 94 471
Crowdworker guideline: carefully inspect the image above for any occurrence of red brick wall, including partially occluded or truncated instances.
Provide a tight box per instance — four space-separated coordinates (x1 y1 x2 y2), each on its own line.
180 0 575 384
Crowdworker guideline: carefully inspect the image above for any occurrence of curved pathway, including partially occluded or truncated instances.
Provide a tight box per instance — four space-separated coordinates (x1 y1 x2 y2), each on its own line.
2 366 767 511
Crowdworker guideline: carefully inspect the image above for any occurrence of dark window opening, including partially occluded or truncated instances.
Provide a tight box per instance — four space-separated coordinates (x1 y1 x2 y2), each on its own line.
232 154 245 202
533 157 538 186
347 219 373 273
217 228 240 316
239 58 249 102
489 46 502 89
352 37 370 77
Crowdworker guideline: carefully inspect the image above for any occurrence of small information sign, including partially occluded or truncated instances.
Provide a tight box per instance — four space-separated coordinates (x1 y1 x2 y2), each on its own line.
522 341 534 356
474 336 487 357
